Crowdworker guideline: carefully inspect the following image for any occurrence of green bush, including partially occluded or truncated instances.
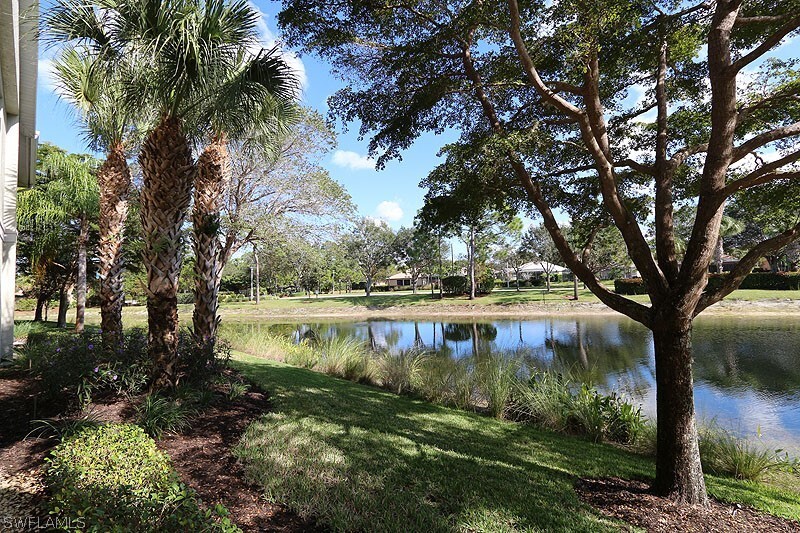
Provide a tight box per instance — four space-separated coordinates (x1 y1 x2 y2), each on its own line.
442 275 468 295
614 278 648 295
568 386 644 444
20 329 231 407
616 272 800 295
46 424 239 532
21 329 151 407
316 337 377 384
477 273 496 294
511 371 573 431
15 297 38 311
177 292 195 304
706 271 800 291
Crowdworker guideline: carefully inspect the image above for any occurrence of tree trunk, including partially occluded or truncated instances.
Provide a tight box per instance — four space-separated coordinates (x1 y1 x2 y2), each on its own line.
139 116 195 390
573 275 579 300
469 225 476 300
652 313 708 505
57 283 72 328
254 244 261 305
75 216 89 333
545 271 551 293
97 143 131 351
715 236 724 274
193 137 229 356
365 276 372 297
34 294 46 322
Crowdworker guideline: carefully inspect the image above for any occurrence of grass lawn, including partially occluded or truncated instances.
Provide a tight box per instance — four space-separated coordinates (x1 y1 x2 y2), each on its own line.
232 354 800 532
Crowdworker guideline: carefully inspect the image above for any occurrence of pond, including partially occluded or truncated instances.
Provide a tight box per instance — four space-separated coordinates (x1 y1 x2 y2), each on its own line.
244 316 800 454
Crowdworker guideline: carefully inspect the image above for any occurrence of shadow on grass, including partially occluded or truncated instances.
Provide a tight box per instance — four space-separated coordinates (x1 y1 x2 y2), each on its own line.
233 358 653 532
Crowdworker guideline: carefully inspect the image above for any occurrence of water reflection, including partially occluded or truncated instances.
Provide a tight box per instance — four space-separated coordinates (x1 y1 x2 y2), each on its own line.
264 317 800 453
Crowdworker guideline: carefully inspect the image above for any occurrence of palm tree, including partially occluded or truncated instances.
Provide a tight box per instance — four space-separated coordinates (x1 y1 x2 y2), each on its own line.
45 0 267 388
18 150 100 332
192 51 299 353
52 47 134 351
715 215 745 274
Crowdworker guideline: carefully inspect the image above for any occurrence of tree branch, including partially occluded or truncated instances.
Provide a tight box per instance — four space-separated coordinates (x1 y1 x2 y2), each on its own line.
729 14 800 73
731 121 800 162
723 150 800 196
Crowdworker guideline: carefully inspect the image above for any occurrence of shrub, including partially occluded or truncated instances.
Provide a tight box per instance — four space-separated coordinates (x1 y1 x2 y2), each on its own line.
46 424 239 532
706 271 800 291
378 348 428 395
15 297 38 312
442 275 468 295
477 273 496 294
21 329 151 407
136 395 197 439
568 386 644 444
614 278 648 295
617 272 800 295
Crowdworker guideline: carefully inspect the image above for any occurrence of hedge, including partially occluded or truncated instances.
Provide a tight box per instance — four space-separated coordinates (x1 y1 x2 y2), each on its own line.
615 272 800 295
442 275 468 295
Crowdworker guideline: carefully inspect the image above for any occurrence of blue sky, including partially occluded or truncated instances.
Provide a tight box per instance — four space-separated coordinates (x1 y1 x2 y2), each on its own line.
35 0 454 232
35 3 799 233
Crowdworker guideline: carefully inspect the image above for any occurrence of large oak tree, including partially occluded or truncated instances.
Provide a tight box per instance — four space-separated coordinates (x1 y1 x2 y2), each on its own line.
279 0 800 504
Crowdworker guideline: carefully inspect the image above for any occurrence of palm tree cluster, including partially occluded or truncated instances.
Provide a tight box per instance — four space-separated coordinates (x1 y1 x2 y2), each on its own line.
42 0 299 389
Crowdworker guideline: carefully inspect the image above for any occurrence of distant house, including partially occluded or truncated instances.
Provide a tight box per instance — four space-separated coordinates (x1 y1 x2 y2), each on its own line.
1 0 38 357
710 254 740 273
518 261 567 279
386 272 438 288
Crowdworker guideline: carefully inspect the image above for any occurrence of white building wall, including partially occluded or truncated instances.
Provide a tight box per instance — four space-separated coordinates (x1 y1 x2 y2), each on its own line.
0 0 37 358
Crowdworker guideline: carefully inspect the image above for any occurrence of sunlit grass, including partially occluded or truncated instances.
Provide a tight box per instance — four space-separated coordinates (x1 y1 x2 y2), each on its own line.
233 355 800 531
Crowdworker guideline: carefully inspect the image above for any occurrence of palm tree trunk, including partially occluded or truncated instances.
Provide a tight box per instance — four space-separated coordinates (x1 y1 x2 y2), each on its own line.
97 143 131 350
139 116 195 390
254 243 261 305
192 136 229 355
75 216 89 333
469 225 476 300
715 237 724 274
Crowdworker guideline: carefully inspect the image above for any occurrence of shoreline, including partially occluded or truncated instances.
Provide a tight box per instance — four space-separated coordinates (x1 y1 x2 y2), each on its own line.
17 296 799 325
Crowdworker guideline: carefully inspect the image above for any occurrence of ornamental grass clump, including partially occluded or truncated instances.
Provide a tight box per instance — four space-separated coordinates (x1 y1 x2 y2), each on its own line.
699 425 798 481
377 348 429 395
511 370 573 432
316 337 377 384
475 354 521 418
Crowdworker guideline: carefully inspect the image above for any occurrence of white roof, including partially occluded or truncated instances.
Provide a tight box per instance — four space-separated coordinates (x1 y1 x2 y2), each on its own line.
519 261 568 273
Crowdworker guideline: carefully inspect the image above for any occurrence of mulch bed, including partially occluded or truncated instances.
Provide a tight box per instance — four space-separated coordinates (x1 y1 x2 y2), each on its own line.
0 367 322 532
576 477 800 532
158 378 326 532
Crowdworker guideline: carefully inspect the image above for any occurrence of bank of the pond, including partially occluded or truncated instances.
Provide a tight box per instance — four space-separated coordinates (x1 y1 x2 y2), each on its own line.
35 288 800 327
231 353 800 532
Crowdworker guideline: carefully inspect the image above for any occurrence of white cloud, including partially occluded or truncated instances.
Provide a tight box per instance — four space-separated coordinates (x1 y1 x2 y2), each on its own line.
247 2 308 92
375 201 403 222
37 58 57 92
332 150 376 170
